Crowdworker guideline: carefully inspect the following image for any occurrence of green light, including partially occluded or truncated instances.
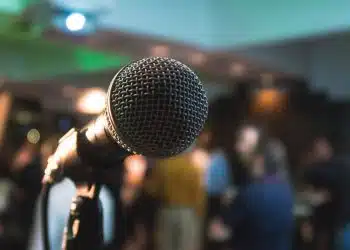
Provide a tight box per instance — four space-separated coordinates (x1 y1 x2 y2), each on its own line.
0 29 132 80
74 48 130 72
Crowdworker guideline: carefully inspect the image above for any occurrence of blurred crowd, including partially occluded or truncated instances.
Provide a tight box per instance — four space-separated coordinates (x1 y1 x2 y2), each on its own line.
0 119 349 250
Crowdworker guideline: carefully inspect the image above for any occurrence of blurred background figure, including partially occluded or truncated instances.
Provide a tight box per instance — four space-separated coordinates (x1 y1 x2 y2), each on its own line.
266 138 290 181
302 137 336 250
120 155 151 250
204 130 233 250
211 123 294 250
0 148 13 212
0 141 41 250
303 136 350 250
12 141 42 195
144 147 205 250
0 149 15 249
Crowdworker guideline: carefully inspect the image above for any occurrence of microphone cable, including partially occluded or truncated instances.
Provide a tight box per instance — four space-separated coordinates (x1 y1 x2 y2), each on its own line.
41 183 52 250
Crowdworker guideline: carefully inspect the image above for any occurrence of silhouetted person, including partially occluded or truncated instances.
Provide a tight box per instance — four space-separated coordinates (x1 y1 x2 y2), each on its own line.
304 137 350 250
214 124 294 250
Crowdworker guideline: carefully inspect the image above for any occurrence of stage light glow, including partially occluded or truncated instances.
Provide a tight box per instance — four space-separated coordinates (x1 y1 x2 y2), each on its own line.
191 148 210 170
66 13 86 31
77 88 106 114
253 88 286 113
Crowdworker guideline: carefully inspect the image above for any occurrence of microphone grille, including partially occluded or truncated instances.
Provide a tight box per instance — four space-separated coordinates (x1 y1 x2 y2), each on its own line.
106 57 208 157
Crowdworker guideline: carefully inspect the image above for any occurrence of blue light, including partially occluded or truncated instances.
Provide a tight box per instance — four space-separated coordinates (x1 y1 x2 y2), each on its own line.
58 118 71 132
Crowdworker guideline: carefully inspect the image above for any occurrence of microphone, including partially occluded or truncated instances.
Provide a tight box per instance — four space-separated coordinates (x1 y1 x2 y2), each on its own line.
44 57 208 183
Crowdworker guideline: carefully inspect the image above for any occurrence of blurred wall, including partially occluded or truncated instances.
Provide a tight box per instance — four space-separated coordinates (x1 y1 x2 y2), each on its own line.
204 82 234 102
308 34 350 99
233 42 310 76
0 38 77 80
233 34 350 99
211 0 350 48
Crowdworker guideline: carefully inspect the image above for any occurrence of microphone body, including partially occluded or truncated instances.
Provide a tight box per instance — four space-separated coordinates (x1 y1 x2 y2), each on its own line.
44 57 208 184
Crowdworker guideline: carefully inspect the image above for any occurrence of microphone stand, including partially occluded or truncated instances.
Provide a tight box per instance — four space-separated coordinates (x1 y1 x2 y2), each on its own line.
62 182 104 250
43 126 129 250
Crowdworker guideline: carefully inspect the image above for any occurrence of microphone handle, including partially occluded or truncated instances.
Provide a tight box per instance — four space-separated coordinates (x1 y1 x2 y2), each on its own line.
61 184 104 250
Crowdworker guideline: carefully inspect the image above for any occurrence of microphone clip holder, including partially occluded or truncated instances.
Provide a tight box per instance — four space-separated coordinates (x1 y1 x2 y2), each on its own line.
43 120 129 185
61 183 104 250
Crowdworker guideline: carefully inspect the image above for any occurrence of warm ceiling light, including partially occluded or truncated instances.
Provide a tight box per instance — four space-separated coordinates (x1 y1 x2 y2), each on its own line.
189 52 207 65
76 88 106 114
253 88 285 113
230 63 246 76
150 45 169 57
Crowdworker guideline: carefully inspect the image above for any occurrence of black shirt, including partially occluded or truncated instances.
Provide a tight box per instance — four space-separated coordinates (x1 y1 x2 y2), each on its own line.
304 158 350 229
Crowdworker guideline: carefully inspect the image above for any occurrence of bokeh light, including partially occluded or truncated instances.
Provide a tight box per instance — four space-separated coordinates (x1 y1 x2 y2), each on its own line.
65 13 86 32
124 155 147 186
76 88 106 114
252 88 286 113
27 128 40 144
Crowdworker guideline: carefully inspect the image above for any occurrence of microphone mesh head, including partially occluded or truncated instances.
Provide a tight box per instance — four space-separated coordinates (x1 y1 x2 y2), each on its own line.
105 57 208 157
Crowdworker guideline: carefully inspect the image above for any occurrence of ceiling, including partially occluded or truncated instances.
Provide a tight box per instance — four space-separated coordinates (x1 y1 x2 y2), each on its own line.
0 0 349 94
45 0 350 49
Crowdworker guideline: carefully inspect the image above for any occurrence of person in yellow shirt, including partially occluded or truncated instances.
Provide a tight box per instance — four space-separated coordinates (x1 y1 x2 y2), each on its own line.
145 150 206 250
